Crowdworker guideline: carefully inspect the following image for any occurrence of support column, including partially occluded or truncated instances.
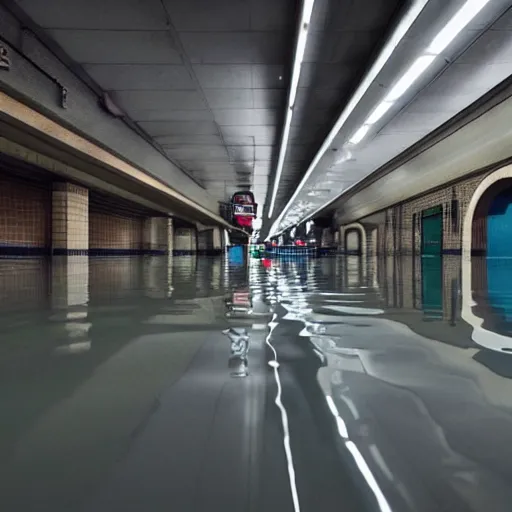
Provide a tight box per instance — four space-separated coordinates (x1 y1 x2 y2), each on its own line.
143 217 173 297
212 227 222 252
143 217 173 253
174 227 197 255
51 183 90 345
52 183 89 254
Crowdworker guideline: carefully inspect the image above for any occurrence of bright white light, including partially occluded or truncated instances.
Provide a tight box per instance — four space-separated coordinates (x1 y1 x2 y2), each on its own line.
349 124 370 145
385 54 436 102
268 0 316 219
366 101 393 124
428 0 491 55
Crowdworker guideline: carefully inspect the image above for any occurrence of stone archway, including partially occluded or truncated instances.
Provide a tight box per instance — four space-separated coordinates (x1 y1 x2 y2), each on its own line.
462 165 512 351
343 222 367 259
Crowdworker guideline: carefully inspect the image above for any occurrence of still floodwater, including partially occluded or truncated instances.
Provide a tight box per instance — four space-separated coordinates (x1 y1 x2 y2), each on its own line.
1 254 512 512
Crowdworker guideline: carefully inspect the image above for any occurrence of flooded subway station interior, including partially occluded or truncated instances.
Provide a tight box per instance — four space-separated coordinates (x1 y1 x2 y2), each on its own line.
4 0 512 510
2 250 512 511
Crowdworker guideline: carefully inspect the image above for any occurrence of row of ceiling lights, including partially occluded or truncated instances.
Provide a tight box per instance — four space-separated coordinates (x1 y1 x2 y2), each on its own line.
267 0 492 239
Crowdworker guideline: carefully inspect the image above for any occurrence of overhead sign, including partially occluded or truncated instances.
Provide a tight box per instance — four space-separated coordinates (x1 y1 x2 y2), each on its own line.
0 45 10 71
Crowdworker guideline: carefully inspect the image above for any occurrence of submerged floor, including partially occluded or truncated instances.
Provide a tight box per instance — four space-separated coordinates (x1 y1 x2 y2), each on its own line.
1 254 512 511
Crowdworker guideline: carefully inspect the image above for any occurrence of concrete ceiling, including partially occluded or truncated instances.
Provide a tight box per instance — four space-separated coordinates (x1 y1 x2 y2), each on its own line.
9 0 405 228
271 0 512 236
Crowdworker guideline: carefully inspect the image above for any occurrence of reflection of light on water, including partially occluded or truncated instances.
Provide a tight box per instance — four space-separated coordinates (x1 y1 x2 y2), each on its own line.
325 395 392 512
54 341 91 355
265 314 301 512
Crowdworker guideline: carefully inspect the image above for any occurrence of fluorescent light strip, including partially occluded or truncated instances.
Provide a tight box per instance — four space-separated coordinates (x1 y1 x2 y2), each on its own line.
365 100 393 125
384 54 437 102
268 0 429 237
347 0 490 147
268 0 315 219
427 0 491 54
349 124 370 145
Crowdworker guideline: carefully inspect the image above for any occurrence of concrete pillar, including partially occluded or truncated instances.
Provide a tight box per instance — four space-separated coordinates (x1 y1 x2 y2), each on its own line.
143 217 173 253
52 183 88 254
174 227 196 254
212 227 222 251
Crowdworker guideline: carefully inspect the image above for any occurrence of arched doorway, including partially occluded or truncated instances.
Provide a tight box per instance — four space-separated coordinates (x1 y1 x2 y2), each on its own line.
343 223 366 257
462 167 512 351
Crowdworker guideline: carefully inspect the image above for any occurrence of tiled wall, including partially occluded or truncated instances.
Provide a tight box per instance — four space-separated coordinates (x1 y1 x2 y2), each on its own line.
0 173 51 248
89 212 143 250
356 171 490 255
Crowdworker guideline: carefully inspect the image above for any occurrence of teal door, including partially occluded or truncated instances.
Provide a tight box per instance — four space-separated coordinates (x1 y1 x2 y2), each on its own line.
422 256 443 320
421 207 443 319
422 210 443 256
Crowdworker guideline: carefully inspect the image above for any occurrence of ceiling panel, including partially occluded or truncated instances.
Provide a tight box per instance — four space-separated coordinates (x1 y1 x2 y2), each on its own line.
157 135 222 146
332 0 404 31
15 0 167 29
112 90 206 110
161 0 250 31
221 125 277 144
226 146 255 162
165 146 228 161
249 0 295 31
203 89 253 109
193 65 252 88
254 146 275 161
253 89 286 108
180 32 288 64
223 136 259 146
251 65 288 89
83 64 195 90
128 110 214 122
213 109 279 126
145 121 218 137
48 30 182 64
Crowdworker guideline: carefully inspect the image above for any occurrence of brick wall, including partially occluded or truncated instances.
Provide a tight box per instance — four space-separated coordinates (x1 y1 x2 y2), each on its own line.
89 212 143 250
358 171 490 255
0 173 51 249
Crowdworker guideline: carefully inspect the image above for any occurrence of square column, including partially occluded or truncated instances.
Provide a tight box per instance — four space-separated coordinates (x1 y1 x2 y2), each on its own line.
52 183 88 254
212 227 222 251
174 227 197 254
143 217 173 253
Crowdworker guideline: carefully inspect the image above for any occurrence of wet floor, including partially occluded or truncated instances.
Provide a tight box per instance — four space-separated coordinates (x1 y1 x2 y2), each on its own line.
2 253 512 511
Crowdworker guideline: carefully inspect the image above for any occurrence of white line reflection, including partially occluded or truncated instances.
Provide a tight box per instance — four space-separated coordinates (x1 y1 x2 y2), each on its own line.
325 395 392 512
266 314 301 512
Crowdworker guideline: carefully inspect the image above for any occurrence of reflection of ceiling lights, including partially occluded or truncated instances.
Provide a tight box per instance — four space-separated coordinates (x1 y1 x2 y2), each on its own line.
268 0 315 218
